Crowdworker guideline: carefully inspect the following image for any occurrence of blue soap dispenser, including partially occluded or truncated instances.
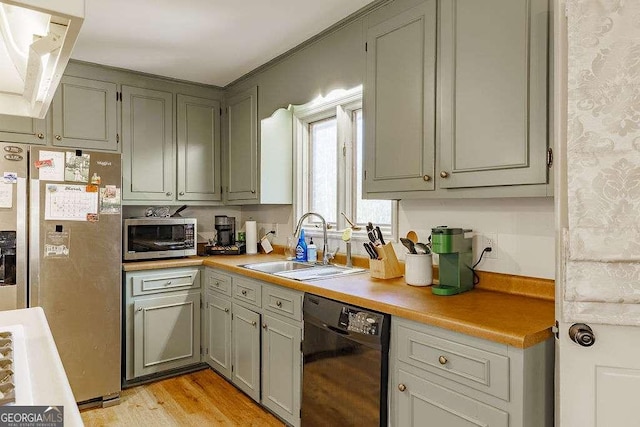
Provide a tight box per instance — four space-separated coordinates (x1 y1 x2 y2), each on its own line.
295 229 308 261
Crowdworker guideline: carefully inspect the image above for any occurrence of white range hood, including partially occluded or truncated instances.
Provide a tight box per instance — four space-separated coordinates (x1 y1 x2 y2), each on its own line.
0 0 84 118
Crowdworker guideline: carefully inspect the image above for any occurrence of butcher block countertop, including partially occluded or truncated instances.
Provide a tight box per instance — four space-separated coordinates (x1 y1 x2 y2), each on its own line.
123 253 555 349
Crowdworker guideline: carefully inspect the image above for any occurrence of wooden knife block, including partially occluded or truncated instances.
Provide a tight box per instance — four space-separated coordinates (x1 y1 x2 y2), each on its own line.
369 243 403 279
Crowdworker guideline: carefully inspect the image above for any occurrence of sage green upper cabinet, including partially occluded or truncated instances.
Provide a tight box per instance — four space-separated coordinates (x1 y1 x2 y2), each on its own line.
177 95 222 201
226 86 258 203
364 1 436 194
122 86 174 201
438 0 549 189
0 115 47 145
51 76 119 151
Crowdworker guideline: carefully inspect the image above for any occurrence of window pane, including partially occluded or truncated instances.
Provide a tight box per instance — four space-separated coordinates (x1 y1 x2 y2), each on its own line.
310 117 337 224
355 110 392 225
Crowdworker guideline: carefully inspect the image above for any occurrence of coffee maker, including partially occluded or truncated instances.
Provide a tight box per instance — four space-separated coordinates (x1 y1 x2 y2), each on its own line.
0 231 16 285
205 216 246 255
430 227 473 295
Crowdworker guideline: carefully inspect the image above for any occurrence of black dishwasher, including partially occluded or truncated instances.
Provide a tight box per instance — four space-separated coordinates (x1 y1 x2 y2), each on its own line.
302 294 390 427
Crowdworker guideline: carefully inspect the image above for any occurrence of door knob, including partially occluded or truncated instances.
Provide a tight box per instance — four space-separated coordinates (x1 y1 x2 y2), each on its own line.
569 323 595 347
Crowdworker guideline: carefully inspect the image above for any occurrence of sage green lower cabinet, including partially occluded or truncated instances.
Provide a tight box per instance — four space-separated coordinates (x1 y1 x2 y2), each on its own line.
124 267 202 383
390 317 553 427
231 303 261 402
0 114 47 144
262 313 301 427
205 294 232 379
203 268 302 426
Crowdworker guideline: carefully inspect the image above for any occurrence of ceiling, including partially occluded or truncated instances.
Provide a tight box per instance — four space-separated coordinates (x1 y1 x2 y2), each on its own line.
71 0 376 88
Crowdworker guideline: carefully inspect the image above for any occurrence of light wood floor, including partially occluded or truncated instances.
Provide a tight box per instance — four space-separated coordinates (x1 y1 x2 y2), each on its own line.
81 368 285 426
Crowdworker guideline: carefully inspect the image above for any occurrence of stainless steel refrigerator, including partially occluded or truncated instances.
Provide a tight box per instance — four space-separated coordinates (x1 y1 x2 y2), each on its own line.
0 142 121 404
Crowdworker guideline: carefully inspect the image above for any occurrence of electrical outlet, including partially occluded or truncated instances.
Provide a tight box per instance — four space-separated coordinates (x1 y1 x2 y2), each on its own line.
483 233 497 259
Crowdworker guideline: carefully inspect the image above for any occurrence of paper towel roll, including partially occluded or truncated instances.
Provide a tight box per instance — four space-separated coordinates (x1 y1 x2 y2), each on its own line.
245 221 258 254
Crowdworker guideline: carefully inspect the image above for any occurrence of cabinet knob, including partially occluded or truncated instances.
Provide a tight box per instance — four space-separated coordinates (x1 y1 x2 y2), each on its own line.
423 175 431 182
179 192 185 196
440 171 449 178
137 307 143 312
251 190 256 194
36 133 44 139
251 321 257 327
54 135 62 141
165 281 172 286
241 290 247 296
276 300 282 308
438 355 448 365
224 308 229 313
398 384 406 392
215 282 220 287
166 192 172 196
262 323 267 329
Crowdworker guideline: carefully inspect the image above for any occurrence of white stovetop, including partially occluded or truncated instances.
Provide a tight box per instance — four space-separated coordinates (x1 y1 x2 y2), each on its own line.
0 308 82 426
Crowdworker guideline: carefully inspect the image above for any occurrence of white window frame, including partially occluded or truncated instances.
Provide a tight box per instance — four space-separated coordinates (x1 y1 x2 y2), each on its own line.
292 86 398 243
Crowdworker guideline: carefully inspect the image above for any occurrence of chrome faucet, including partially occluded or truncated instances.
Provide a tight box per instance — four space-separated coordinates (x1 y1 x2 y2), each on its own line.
293 212 331 265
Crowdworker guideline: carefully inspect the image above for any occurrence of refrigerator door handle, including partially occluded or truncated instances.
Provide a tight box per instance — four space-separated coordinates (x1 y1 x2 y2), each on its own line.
16 177 27 308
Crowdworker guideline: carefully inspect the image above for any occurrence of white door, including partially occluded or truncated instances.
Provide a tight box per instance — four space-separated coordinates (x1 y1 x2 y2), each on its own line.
556 1 640 426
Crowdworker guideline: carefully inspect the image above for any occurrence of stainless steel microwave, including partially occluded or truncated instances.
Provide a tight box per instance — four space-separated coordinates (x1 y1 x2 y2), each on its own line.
123 218 197 260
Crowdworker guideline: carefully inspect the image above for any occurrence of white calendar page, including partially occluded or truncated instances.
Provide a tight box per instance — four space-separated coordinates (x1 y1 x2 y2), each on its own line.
44 184 99 221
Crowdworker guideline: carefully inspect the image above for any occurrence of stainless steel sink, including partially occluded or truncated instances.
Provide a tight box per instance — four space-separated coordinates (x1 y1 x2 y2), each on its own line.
241 260 366 281
242 260 314 274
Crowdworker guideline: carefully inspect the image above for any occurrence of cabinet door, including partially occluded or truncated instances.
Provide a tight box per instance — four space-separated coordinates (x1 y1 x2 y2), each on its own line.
364 2 436 194
206 294 232 379
394 368 508 427
0 115 46 144
51 76 118 151
122 86 174 201
232 303 261 402
438 0 549 188
133 291 201 378
226 86 258 202
262 314 301 427
177 94 222 201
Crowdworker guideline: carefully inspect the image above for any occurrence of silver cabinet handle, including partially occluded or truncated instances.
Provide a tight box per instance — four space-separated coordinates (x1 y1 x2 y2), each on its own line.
179 192 185 196
440 171 449 178
438 355 448 365
398 384 406 392
251 321 257 327
36 133 44 139
224 308 229 313
276 301 282 308
569 323 596 347
54 135 62 141
166 192 172 196
423 175 431 182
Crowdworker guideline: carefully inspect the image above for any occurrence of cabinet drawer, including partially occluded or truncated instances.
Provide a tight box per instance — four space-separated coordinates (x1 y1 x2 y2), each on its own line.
233 277 262 308
206 269 232 297
396 324 510 401
262 284 302 321
131 268 200 296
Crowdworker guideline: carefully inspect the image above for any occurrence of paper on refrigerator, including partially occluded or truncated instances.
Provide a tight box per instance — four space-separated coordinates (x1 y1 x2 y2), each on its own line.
44 184 98 221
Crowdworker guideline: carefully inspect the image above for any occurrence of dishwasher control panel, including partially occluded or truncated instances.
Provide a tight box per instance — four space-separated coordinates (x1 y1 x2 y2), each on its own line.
339 307 382 336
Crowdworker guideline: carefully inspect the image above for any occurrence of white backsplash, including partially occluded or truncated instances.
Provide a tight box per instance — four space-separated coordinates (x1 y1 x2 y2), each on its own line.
147 197 555 279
